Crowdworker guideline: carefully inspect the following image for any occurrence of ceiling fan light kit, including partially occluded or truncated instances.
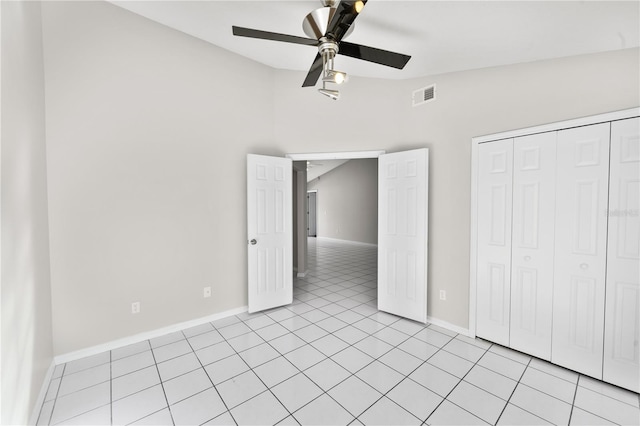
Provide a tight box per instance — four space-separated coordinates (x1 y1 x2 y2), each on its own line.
231 0 410 100
323 70 347 85
318 88 341 100
317 38 346 99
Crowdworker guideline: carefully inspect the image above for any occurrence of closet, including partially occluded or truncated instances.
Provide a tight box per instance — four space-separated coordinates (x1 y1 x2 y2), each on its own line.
471 108 639 392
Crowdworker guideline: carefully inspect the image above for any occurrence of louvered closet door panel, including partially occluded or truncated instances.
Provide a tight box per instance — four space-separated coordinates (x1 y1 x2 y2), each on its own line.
509 132 557 360
604 117 640 392
476 139 513 346
552 123 610 379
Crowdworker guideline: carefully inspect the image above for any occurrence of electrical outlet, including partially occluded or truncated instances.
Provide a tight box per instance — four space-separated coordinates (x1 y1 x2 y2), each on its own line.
203 286 212 298
439 290 446 301
131 302 140 314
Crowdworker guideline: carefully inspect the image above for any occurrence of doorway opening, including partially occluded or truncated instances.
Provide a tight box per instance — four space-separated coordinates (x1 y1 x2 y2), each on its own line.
247 149 429 322
288 151 384 279
289 152 383 321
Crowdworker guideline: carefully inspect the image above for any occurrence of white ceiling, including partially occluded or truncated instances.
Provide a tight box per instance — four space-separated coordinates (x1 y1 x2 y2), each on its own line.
307 159 350 182
110 1 639 81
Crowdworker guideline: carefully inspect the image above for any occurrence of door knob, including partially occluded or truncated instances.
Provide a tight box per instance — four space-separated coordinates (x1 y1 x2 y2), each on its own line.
580 263 589 270
249 239 257 245
524 256 531 261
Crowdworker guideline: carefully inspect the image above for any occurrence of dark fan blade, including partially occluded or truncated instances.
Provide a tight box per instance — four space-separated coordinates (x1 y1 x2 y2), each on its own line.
232 26 318 47
325 0 368 42
339 42 410 69
302 53 324 87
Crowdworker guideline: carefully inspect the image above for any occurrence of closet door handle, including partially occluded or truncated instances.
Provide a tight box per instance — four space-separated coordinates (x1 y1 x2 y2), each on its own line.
249 239 257 245
524 256 531 261
580 263 589 270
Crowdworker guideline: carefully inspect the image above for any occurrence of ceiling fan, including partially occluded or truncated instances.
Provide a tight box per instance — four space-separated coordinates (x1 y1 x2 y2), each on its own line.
232 0 411 99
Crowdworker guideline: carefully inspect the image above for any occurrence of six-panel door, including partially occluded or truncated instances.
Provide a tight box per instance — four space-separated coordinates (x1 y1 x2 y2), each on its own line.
378 149 429 323
604 117 640 392
509 132 557 360
552 123 611 379
247 154 293 313
476 139 513 346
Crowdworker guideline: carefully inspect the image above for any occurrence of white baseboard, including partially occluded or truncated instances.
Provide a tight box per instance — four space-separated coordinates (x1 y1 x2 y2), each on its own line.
427 316 471 337
29 360 55 425
296 271 307 277
315 237 378 247
54 306 248 365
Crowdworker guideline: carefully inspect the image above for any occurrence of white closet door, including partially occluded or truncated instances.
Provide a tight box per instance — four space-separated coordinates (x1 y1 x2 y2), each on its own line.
552 123 610 378
476 139 513 346
603 117 640 392
509 132 556 360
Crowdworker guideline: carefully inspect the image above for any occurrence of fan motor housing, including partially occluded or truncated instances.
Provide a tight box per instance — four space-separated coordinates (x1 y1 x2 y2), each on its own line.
303 7 355 40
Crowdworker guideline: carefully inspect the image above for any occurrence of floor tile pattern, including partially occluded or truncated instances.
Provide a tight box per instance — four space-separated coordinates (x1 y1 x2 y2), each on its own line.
37 239 640 425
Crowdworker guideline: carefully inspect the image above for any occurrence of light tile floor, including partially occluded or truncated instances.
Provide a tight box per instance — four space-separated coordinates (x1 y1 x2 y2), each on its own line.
37 239 640 425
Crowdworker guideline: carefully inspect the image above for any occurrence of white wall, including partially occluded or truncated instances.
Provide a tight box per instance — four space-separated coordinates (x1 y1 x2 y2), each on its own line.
41 1 275 355
308 159 378 245
274 48 640 329
40 0 639 355
1 2 54 423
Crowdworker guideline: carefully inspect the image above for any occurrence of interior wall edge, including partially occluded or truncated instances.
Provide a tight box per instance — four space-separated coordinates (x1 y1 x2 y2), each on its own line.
27 361 56 426
1 1 54 424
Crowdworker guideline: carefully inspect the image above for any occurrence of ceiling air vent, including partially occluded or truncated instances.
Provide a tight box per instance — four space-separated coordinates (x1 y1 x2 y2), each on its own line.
412 84 436 107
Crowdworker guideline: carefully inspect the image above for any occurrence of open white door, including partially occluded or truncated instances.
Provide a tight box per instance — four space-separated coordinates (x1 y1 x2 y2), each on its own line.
247 154 293 313
378 149 429 323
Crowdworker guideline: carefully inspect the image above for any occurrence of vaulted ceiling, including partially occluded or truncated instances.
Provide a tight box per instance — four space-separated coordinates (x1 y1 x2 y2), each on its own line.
110 1 639 82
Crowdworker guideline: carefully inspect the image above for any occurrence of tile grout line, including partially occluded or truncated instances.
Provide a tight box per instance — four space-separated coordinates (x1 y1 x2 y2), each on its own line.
216 315 299 424
350 332 446 424
110 351 113 426
567 374 580 426
494 355 534 425
413 332 490 425
179 329 238 426
41 364 66 425
571 376 637 425
47 364 113 425
148 339 177 426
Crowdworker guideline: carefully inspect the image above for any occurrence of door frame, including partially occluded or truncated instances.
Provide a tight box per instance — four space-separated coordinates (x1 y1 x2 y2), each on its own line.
287 151 386 162
286 151 386 279
307 190 318 237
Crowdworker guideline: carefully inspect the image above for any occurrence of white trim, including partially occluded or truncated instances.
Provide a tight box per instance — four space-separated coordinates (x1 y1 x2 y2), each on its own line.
468 135 479 339
286 150 385 161
316 236 378 248
29 361 55 425
0 4 3 421
428 316 471 337
54 306 247 365
473 107 639 144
